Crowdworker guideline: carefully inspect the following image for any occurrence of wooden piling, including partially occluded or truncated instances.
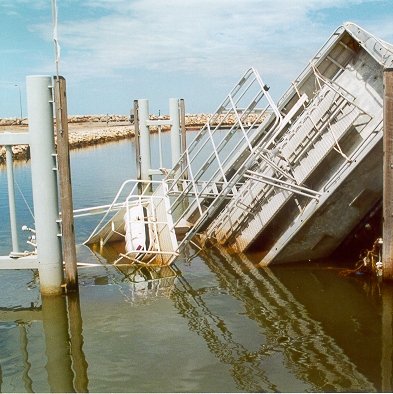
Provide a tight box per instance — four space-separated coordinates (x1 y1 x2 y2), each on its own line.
54 76 78 291
383 68 393 280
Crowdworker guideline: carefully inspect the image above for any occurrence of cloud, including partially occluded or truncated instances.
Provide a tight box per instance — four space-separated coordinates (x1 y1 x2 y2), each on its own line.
2 0 389 115
27 0 386 84
0 0 50 13
34 0 382 85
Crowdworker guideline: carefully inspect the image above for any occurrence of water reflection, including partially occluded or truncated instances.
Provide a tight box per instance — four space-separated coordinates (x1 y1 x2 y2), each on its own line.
18 323 33 392
86 245 178 304
173 246 380 392
382 286 393 392
0 294 88 393
1 250 392 391
67 294 89 393
171 266 277 392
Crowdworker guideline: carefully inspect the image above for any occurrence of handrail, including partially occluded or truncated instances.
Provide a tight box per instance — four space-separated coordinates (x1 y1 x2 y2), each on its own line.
85 179 163 244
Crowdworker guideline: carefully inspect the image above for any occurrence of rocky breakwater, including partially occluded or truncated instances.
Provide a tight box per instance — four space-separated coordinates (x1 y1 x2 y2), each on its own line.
0 112 264 163
0 115 134 164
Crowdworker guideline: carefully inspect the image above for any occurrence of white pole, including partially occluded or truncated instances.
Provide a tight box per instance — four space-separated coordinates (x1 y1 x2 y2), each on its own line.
138 99 151 181
169 98 181 167
5 145 19 253
26 75 63 295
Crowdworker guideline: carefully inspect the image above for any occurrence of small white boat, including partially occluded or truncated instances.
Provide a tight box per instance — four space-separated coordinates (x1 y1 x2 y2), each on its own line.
85 180 179 266
124 205 153 261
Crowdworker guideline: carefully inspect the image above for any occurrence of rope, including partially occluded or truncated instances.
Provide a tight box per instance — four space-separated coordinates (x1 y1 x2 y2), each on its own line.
14 179 35 220
51 0 61 78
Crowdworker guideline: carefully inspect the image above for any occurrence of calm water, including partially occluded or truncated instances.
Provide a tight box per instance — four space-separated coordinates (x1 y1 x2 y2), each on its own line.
0 135 392 392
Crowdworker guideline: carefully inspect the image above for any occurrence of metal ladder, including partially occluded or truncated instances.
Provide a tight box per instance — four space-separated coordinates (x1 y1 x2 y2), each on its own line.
205 66 372 250
163 67 284 250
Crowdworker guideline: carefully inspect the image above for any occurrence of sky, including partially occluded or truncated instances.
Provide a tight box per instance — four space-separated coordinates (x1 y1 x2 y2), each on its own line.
0 0 392 117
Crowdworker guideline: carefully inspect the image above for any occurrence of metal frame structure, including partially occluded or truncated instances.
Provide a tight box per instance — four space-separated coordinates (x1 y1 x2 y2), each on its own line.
87 22 393 266
86 68 287 262
199 22 393 264
133 98 186 181
165 67 284 248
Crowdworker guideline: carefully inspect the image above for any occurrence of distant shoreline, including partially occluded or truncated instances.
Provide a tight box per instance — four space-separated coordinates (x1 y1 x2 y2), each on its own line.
0 112 260 163
0 114 209 164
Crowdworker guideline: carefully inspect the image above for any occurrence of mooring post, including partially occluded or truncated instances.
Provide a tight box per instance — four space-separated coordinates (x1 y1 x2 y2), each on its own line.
5 145 19 253
26 75 63 295
54 76 78 292
383 68 393 280
179 98 188 179
169 98 181 167
138 99 151 182
133 100 141 180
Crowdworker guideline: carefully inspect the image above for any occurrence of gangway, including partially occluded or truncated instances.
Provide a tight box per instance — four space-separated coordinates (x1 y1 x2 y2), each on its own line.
86 22 393 266
202 22 393 263
164 66 304 249
86 67 287 263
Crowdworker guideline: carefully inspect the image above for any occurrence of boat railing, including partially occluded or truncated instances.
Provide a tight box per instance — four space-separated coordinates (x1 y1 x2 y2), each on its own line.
84 179 164 245
120 181 178 265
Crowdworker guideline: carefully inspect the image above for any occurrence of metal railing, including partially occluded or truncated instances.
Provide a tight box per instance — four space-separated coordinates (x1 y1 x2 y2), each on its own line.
164 67 283 249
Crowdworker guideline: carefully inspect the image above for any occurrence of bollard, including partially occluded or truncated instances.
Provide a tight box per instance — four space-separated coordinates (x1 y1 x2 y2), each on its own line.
26 75 63 295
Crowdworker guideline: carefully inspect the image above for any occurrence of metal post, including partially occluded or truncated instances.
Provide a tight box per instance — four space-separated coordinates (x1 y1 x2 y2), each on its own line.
134 100 141 180
169 98 181 167
179 98 188 179
15 84 23 120
5 145 19 253
138 99 151 182
26 75 63 295
54 76 78 292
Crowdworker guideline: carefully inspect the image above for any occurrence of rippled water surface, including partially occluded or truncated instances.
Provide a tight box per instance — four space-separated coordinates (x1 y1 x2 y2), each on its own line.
0 137 392 392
